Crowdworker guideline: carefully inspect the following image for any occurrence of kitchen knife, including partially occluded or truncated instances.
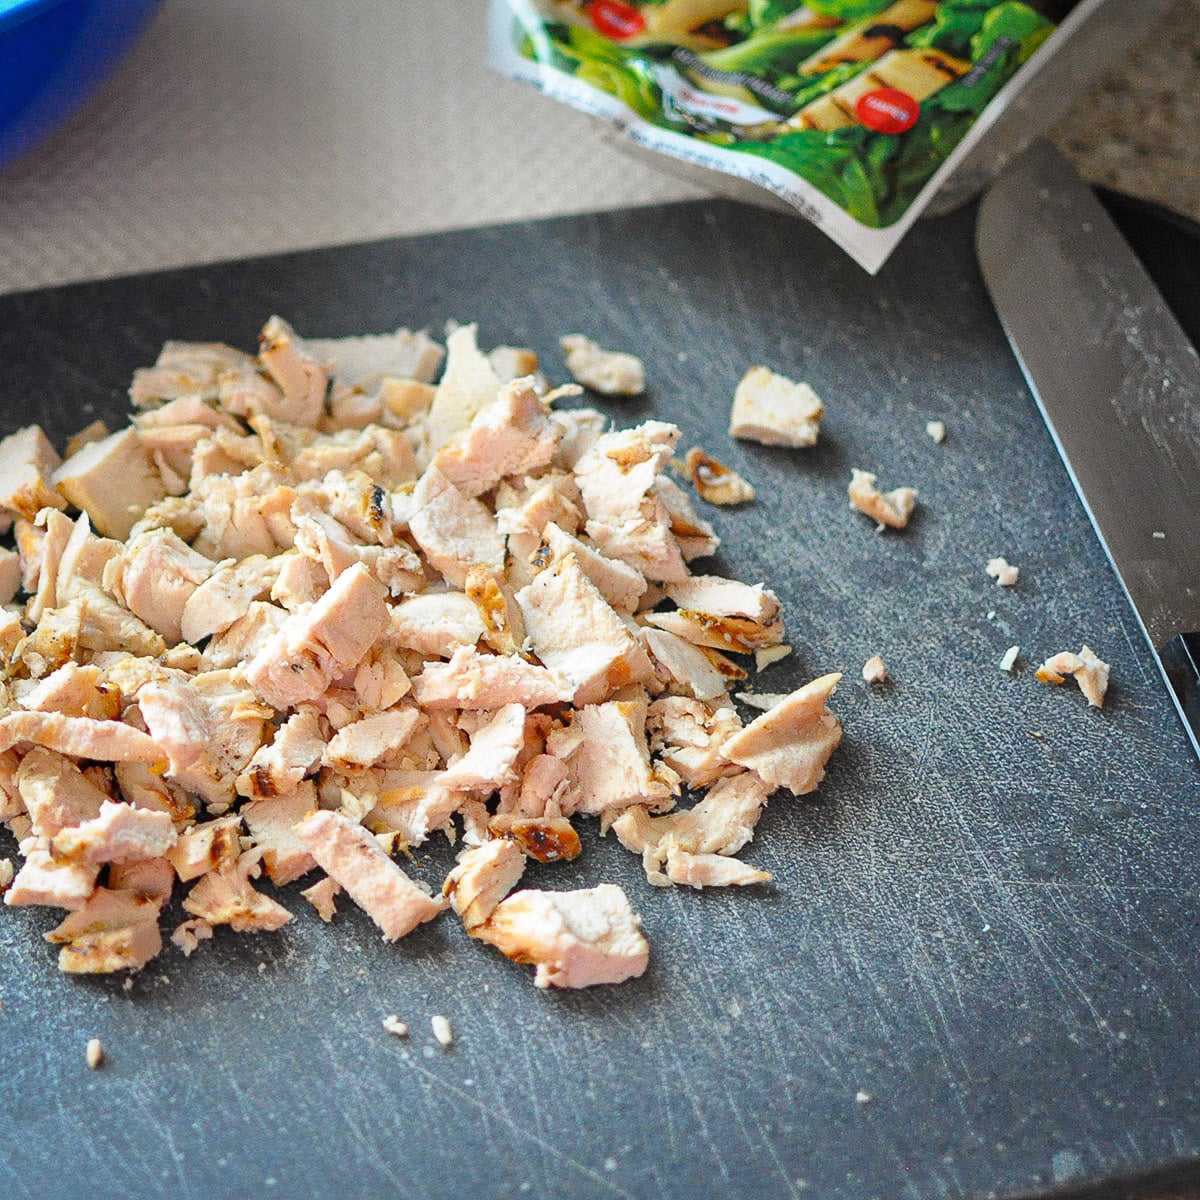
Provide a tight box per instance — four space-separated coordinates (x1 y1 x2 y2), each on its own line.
976 139 1200 759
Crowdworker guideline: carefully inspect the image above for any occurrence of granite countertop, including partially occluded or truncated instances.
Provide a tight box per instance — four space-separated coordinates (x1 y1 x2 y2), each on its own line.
1050 0 1200 222
0 0 1194 296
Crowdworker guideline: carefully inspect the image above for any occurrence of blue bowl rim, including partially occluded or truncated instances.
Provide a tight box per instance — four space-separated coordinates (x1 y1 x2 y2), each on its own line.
0 0 75 34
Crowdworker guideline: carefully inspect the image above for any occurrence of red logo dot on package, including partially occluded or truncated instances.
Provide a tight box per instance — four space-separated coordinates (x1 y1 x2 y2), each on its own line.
855 88 920 134
590 0 646 39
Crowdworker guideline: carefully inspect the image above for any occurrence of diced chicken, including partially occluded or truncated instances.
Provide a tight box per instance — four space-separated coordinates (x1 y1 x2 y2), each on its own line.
464 566 526 655
16 746 108 837
412 645 570 710
242 782 319 885
129 339 255 408
729 366 824 447
50 800 177 866
236 706 326 800
407 465 504 589
986 556 1019 587
323 706 423 773
293 498 423 597
138 671 270 813
246 562 390 710
289 426 418 490
723 673 843 795
365 770 464 847
663 850 772 889
642 627 730 701
390 591 485 657
848 468 917 530
434 378 560 497
682 448 756 506
257 315 329 426
926 419 947 444
165 815 242 882
0 858 12 891
1035 645 1110 708
107 855 175 903
487 345 543 387
862 655 888 684
105 527 214 645
442 838 526 930
613 771 770 885
304 326 444 389
190 466 296 561
424 324 502 456
172 918 214 956
549 408 607 470
437 704 526 792
353 645 413 713
517 554 654 706
181 850 293 933
551 697 673 817
0 425 66 521
487 814 581 863
652 476 721 562
647 696 742 789
271 551 328 611
4 848 98 909
537 523 646 614
473 884 649 989
0 547 20 605
201 601 289 671
53 427 166 539
0 711 164 763
181 554 280 643
295 809 446 941
45 887 164 973
17 662 122 721
301 876 342 922
560 334 645 396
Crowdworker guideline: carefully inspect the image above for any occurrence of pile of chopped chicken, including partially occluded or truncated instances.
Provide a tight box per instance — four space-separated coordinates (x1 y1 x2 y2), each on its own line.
0 318 843 989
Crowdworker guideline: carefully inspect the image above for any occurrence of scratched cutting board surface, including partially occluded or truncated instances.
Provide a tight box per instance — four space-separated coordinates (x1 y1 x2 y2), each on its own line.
1 199 1199 1200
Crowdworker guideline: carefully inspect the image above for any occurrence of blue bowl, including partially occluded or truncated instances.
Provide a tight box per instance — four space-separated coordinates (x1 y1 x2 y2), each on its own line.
0 0 162 172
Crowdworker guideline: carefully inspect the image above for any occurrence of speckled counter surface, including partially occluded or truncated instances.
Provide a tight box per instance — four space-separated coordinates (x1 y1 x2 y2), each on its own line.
1051 0 1200 222
0 0 1193 296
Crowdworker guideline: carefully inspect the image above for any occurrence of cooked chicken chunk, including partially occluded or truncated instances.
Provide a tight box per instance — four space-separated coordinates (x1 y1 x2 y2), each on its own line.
723 673 843 795
53 427 167 540
986 556 1019 587
560 334 645 396
295 809 446 941
443 838 526 930
46 887 164 973
1035 645 1110 708
848 468 917 530
729 366 823 447
0 425 65 522
473 884 649 989
682 448 756 506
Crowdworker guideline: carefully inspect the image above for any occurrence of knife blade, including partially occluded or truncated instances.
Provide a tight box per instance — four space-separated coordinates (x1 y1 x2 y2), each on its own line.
976 139 1200 759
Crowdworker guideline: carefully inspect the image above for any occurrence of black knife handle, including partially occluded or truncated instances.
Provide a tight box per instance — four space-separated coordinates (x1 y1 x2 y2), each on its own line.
1159 631 1200 753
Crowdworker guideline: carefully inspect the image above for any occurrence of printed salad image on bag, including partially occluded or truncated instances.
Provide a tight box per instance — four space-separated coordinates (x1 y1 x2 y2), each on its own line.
489 1 1098 271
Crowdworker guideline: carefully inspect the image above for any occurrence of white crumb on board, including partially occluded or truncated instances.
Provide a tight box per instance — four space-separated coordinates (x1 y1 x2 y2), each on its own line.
999 646 1020 673
382 1015 409 1038
85 1038 104 1070
925 420 946 444
432 1014 454 1047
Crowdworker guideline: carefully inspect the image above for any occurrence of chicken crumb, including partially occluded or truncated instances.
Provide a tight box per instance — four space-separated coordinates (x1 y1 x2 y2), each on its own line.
85 1038 104 1070
848 469 916 530
925 420 946 444
729 366 823 447
855 1090 872 1105
681 448 756 506
861 655 888 685
382 1015 409 1038
1036 645 1110 708
0 857 12 892
1152 530 1166 539
754 643 792 672
986 556 1019 587
431 1014 454 1047
999 645 1020 673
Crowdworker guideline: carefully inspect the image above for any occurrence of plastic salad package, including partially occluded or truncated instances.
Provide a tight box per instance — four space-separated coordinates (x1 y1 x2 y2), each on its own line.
488 0 1165 272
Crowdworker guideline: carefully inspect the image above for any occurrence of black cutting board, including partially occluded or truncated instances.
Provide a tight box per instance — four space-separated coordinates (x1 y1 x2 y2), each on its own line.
1 197 1199 1200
